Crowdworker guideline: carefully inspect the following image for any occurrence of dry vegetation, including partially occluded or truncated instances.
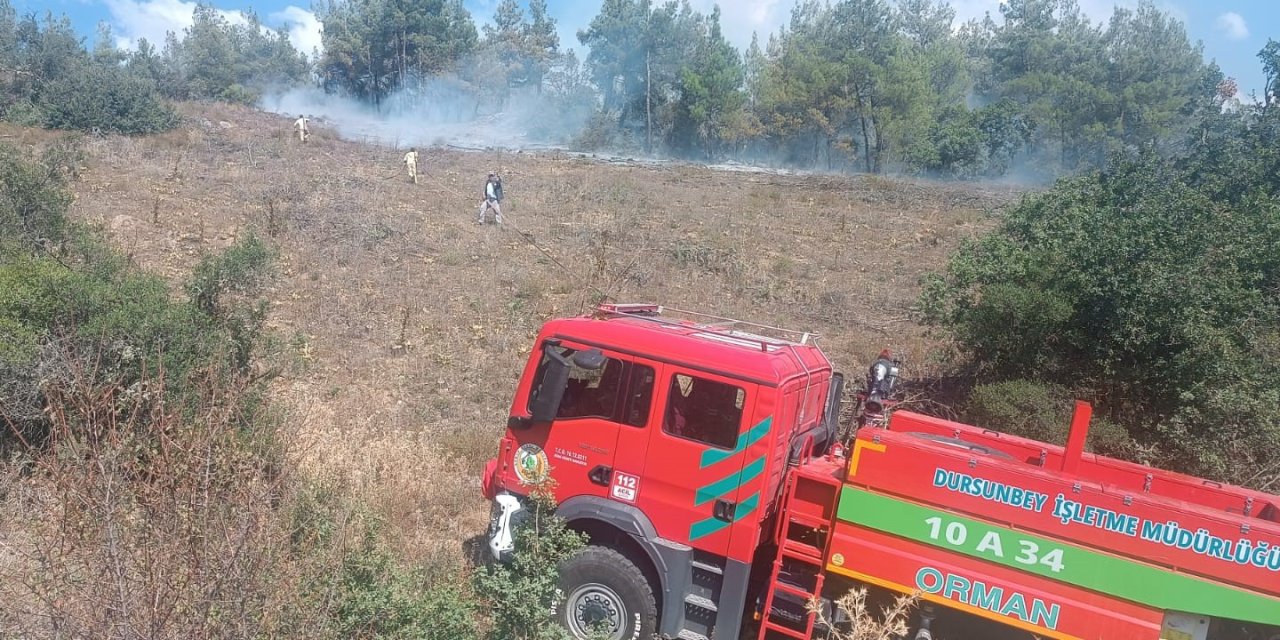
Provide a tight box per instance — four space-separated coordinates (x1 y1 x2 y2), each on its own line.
52 102 1020 568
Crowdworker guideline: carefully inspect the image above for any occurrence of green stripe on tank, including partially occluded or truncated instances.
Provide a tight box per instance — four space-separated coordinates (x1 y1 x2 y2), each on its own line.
837 488 1280 626
689 492 761 540
700 416 772 468
695 456 766 506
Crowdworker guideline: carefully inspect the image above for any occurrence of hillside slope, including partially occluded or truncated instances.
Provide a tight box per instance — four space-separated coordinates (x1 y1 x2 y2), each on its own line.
63 102 1020 562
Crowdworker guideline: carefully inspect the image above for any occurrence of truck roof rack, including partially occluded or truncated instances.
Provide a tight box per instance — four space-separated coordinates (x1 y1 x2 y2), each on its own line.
594 303 819 350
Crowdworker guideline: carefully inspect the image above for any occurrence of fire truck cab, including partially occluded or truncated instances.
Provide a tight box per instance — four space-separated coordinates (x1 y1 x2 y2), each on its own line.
481 304 1280 640
483 304 838 640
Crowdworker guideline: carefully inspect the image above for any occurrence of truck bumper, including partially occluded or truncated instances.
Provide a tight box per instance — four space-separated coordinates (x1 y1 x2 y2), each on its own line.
486 491 524 562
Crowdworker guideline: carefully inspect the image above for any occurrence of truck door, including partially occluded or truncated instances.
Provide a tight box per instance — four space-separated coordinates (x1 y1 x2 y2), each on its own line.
507 342 650 504
636 366 758 558
606 357 657 508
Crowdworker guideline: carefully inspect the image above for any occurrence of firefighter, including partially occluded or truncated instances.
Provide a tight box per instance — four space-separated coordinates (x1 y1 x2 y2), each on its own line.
477 172 504 225
864 349 899 415
293 114 309 142
403 147 419 184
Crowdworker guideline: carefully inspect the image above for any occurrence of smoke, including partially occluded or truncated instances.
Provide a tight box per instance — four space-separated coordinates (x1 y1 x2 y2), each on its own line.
259 73 595 151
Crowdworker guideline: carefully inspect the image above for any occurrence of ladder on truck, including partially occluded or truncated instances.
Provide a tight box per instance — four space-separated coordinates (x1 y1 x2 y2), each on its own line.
757 460 845 639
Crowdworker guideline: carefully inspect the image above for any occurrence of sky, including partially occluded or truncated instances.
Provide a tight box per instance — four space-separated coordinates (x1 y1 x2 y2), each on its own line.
14 0 1278 99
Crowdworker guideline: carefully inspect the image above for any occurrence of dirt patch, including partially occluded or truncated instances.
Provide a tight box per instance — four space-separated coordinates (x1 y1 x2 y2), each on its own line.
63 102 1025 563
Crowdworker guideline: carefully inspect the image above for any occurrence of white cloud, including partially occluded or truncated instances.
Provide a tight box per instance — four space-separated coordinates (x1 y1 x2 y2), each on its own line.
270 6 324 58
949 0 1002 25
950 1 1145 27
103 0 321 56
1215 12 1249 41
697 0 1142 47
104 0 246 49
687 0 789 48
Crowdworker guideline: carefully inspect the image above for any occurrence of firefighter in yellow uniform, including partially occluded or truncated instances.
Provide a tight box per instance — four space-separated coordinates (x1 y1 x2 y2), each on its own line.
403 148 419 184
293 115 309 142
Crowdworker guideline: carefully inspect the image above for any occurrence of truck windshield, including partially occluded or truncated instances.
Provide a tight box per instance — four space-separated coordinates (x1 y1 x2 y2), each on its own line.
527 347 626 421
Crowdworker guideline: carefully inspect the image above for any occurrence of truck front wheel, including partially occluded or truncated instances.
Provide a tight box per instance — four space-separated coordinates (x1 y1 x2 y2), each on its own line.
557 545 658 640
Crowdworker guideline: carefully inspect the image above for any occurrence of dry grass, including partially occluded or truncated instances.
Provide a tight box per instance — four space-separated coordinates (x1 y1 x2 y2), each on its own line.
811 588 919 640
0 359 338 638
58 102 1022 565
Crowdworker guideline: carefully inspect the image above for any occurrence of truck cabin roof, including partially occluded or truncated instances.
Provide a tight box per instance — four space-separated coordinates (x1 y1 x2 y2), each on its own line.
538 307 831 388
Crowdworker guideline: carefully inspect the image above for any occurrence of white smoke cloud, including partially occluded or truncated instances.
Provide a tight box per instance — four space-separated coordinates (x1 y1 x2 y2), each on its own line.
270 6 324 58
1215 12 1249 41
260 80 594 151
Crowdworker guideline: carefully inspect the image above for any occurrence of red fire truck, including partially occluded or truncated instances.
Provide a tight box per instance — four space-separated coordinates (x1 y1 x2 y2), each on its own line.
480 304 1280 640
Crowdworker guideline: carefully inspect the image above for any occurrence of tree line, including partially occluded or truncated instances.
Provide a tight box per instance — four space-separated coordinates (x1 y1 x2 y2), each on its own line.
922 56 1280 486
310 0 1278 178
1 0 1276 179
0 1 308 134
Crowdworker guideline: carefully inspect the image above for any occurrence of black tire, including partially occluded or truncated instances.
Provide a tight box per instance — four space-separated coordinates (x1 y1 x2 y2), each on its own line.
556 545 658 640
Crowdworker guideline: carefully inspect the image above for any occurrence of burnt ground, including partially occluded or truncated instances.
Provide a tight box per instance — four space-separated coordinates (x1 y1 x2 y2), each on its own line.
46 102 1024 566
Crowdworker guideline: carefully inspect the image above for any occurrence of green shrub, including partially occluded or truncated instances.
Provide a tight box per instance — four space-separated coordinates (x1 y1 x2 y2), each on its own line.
187 232 277 316
0 247 220 440
0 144 73 248
922 149 1280 486
334 526 479 640
966 379 1072 444
965 380 1137 456
2 100 44 127
0 147 277 444
474 489 586 640
186 233 277 371
38 61 179 135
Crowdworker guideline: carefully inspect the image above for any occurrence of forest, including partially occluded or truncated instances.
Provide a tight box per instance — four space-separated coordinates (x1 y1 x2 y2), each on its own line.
1 0 1277 177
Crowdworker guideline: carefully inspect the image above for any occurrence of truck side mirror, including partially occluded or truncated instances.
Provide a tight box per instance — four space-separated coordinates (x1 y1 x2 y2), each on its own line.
572 348 606 370
529 348 573 423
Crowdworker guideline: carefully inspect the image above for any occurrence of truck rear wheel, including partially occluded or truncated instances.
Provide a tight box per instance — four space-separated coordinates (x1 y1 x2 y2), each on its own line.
557 545 657 640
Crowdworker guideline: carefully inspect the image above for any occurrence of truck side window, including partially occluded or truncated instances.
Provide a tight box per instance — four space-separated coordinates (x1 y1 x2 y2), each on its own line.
557 353 625 420
623 365 655 427
663 373 744 449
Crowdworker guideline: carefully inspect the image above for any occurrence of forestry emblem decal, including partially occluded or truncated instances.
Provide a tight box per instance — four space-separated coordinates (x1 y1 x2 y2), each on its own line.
514 444 549 484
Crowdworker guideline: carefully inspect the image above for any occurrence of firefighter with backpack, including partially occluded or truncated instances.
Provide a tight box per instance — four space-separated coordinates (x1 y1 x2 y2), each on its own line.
478 172 504 225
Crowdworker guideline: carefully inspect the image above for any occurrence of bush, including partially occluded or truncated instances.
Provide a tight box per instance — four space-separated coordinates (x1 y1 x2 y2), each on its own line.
0 144 277 444
0 235 281 444
474 488 586 640
0 363 319 638
966 379 1072 444
1 100 44 127
187 233 277 371
966 380 1136 456
187 232 277 316
812 588 916 640
0 143 73 248
38 61 179 135
921 151 1280 486
333 525 479 640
